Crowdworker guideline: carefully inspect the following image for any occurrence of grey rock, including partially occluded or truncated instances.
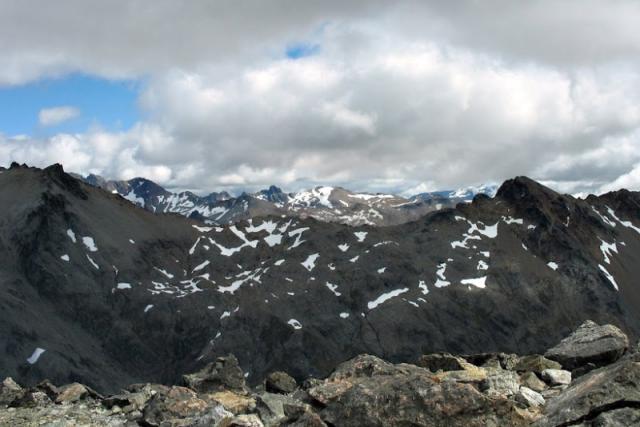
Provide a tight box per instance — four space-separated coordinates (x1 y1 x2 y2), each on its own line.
103 384 159 412
545 320 629 370
229 413 265 426
479 368 520 397
588 407 640 426
9 390 51 408
533 355 640 427
541 369 572 385
0 378 23 406
265 371 297 394
515 386 545 408
256 392 298 426
183 355 247 394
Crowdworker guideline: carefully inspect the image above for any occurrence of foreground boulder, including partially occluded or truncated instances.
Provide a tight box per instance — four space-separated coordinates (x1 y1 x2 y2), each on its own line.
265 371 297 394
0 377 22 406
544 320 629 372
182 354 247 394
534 351 640 426
309 355 533 427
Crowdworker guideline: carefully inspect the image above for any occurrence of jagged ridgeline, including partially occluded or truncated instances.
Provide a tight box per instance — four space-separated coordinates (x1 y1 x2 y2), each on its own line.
71 170 496 227
1 163 640 396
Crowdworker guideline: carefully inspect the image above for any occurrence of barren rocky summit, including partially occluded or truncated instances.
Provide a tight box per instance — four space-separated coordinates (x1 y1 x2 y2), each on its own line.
1 321 639 426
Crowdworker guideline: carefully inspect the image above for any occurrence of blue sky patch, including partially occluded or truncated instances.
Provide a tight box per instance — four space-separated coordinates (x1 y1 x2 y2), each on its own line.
285 42 321 59
0 74 141 137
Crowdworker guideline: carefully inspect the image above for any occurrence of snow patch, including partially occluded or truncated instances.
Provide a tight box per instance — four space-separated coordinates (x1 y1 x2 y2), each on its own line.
460 276 487 289
598 264 619 291
288 227 309 249
301 253 320 271
354 231 368 242
26 348 46 364
60 254 70 262
418 280 429 295
82 236 98 252
326 282 341 296
117 283 132 290
368 288 409 309
287 319 302 329
599 239 618 264
193 260 210 272
606 207 640 234
66 229 77 243
434 263 451 288
547 262 559 271
86 254 99 270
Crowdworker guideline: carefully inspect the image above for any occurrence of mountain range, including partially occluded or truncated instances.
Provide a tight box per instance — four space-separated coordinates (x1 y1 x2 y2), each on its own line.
71 172 498 226
1 162 639 398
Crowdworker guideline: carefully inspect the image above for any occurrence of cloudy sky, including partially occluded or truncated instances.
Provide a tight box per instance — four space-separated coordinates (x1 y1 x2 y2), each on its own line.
1 0 639 196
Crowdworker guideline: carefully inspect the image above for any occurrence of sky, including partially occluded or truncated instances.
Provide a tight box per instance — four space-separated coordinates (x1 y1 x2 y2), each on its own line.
1 0 640 196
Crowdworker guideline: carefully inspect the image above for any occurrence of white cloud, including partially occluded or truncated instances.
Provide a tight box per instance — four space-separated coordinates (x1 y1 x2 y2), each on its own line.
38 106 80 126
1 2 640 195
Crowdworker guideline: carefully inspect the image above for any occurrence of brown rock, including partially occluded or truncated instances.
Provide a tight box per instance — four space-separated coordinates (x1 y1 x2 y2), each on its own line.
520 372 547 393
265 371 297 394
207 390 255 414
55 383 89 404
514 355 562 374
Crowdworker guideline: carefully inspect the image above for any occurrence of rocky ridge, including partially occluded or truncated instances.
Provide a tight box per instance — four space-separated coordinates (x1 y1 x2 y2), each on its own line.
1 321 638 426
73 172 497 226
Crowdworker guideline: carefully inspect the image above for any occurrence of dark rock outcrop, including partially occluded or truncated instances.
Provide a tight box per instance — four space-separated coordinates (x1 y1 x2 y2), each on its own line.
545 320 630 372
534 352 640 426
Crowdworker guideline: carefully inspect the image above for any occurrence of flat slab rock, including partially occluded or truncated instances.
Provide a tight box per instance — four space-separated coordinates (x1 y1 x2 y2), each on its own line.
544 320 629 371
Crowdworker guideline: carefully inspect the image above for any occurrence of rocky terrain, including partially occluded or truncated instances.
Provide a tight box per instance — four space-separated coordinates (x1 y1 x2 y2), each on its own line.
73 172 496 226
2 163 640 406
1 320 638 426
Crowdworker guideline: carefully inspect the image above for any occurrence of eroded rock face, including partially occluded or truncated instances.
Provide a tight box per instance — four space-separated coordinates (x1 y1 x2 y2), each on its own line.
545 320 629 371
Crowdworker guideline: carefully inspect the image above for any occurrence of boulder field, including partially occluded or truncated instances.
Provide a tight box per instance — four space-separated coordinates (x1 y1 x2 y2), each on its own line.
1 321 638 426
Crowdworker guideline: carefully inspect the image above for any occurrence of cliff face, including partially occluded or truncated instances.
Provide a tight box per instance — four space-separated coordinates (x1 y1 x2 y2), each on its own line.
1 164 640 394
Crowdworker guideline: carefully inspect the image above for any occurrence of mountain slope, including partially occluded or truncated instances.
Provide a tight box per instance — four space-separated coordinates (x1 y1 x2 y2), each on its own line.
1 163 639 393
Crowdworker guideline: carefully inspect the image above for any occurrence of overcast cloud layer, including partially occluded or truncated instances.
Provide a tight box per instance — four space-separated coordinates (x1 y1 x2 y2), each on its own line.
1 0 640 195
